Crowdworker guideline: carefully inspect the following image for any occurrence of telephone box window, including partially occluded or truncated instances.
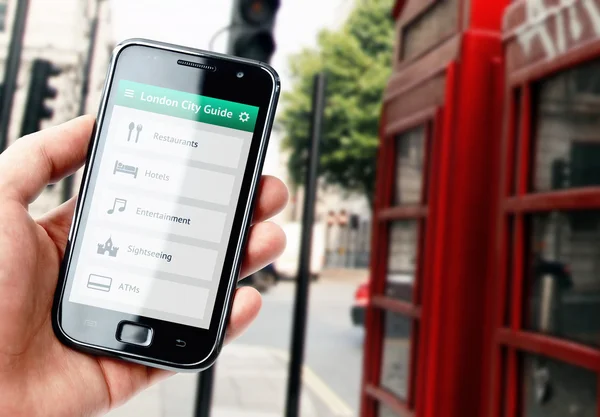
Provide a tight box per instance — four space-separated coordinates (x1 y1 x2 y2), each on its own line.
394 126 426 205
0 2 7 33
401 0 459 61
378 403 398 417
522 354 597 417
379 311 412 401
533 60 600 192
386 221 418 301
525 211 600 347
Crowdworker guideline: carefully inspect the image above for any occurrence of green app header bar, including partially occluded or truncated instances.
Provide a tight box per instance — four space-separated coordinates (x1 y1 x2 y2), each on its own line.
115 80 259 132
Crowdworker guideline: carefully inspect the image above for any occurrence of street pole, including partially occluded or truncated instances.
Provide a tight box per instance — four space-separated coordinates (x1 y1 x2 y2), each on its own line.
78 0 100 117
0 0 30 152
285 72 326 417
194 366 215 417
62 0 100 202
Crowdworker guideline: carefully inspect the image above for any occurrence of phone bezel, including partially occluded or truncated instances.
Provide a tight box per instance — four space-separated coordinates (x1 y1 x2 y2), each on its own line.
52 39 280 371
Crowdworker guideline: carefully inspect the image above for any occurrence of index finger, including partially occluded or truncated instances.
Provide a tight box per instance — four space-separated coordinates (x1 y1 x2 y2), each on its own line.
0 116 94 205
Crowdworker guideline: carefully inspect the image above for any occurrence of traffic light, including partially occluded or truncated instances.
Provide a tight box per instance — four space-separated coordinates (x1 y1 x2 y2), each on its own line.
227 0 280 62
21 59 61 136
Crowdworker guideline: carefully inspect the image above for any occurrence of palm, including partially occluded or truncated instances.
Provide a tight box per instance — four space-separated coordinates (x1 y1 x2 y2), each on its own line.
0 117 287 417
0 198 150 417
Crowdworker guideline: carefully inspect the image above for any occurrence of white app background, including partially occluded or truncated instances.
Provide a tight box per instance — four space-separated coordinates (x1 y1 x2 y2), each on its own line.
68 105 254 328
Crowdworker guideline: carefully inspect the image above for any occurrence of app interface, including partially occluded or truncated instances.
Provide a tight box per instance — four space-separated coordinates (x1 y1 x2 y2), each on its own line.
68 80 259 328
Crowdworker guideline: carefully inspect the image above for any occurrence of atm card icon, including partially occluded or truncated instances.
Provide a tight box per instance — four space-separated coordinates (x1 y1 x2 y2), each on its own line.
87 274 113 292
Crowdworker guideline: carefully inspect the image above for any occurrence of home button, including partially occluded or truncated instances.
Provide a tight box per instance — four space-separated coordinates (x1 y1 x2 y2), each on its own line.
116 322 153 347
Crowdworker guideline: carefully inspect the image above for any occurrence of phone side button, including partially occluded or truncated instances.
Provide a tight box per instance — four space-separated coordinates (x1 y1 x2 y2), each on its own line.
116 322 153 347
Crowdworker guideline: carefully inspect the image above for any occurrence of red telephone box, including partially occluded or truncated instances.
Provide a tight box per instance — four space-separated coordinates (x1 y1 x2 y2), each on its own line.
360 1 508 417
488 1 600 416
361 0 600 416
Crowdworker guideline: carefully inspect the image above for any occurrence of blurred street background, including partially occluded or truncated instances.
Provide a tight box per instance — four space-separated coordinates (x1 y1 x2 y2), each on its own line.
0 0 384 416
106 270 367 417
4 0 600 416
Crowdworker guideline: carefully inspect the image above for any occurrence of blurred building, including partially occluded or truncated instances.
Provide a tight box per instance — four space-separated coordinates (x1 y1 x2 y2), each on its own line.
320 190 371 269
0 0 114 216
283 178 372 270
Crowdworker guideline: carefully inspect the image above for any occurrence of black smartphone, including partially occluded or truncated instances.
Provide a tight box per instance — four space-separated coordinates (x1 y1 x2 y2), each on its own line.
52 39 280 371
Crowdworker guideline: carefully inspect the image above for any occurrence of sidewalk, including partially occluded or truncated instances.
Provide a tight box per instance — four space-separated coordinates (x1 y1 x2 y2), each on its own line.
105 344 354 417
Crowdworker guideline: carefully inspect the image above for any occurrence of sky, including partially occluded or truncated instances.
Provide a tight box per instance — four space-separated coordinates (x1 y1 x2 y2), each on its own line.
109 0 353 177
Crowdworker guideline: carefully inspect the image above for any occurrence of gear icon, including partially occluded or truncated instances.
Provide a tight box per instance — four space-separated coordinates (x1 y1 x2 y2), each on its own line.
239 112 250 123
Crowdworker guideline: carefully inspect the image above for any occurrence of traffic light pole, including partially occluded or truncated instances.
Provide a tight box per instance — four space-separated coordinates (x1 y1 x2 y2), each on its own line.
63 0 101 202
285 72 326 417
193 3 281 415
78 0 100 117
194 366 215 417
0 0 30 152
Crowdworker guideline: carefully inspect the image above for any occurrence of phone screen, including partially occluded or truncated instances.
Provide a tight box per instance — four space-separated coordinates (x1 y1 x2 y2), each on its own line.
59 42 278 336
67 80 260 329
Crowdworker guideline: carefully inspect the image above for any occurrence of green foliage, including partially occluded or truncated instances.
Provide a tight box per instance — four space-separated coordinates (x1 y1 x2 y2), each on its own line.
279 0 395 206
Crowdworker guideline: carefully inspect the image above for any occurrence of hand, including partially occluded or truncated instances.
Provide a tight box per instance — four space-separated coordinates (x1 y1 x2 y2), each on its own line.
0 116 288 417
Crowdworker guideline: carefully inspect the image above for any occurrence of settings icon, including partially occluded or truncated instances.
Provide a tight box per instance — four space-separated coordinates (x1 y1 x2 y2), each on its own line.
239 112 250 123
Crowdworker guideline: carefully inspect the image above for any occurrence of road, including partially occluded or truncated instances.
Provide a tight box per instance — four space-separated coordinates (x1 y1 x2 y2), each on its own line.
236 276 365 413
106 273 365 417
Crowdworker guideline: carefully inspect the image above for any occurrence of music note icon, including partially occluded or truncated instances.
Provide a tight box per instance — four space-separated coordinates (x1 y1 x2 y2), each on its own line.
107 198 127 214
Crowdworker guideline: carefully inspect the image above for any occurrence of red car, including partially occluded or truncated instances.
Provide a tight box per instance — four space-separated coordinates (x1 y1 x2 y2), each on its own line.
351 280 369 326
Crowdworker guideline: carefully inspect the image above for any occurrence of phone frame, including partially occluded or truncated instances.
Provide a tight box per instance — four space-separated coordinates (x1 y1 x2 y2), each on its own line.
52 39 280 371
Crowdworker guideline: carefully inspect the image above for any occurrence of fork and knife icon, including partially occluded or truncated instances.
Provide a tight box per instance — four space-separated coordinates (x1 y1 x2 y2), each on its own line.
127 122 143 143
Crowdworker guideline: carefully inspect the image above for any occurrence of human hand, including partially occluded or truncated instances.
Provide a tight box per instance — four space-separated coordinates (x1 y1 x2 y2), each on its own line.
0 116 288 417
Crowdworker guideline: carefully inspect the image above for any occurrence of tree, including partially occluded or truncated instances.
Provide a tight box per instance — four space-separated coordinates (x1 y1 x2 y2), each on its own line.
279 0 395 207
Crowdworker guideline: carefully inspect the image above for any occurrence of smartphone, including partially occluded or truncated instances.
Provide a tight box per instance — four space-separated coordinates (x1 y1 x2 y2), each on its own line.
52 39 280 371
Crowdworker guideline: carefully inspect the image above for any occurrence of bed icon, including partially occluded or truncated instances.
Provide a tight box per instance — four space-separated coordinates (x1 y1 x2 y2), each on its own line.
113 160 138 179
87 274 113 292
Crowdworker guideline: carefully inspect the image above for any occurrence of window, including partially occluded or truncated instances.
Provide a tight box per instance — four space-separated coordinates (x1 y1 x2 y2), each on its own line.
380 311 412 400
363 120 434 416
394 127 426 205
493 60 600 417
0 2 7 32
525 210 600 347
510 88 522 195
386 221 419 301
522 354 597 417
401 0 459 61
378 403 398 417
533 59 600 192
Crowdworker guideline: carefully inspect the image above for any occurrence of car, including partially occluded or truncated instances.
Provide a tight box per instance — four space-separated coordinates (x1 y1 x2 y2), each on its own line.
351 280 369 326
